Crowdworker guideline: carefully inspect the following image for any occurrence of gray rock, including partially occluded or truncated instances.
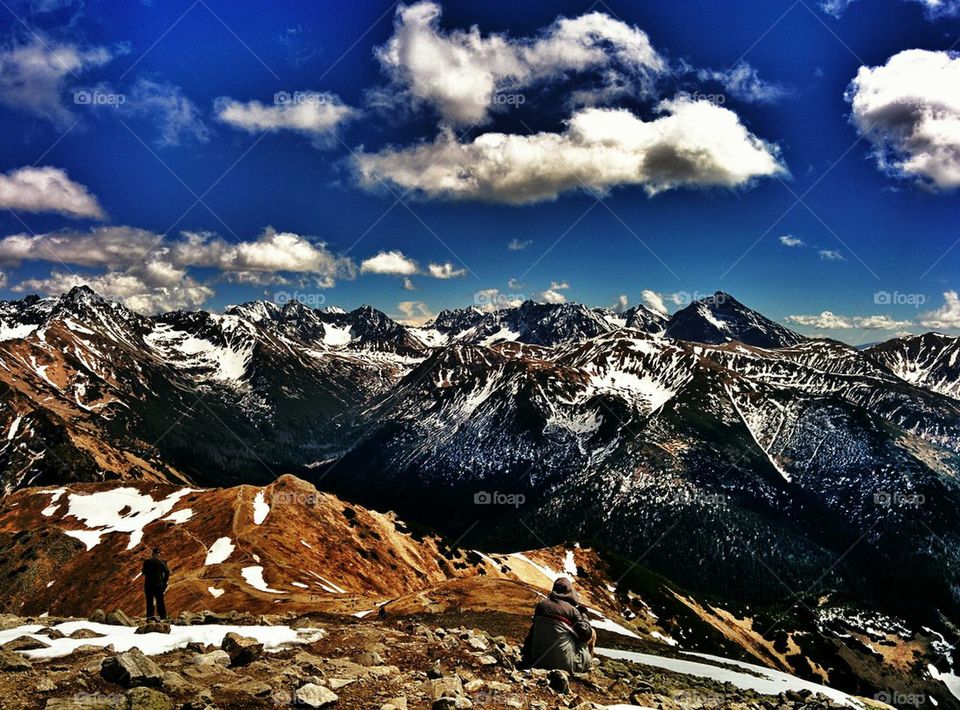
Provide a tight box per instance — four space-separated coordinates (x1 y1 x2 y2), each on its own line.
69 628 106 640
294 683 338 708
220 632 262 667
425 676 464 700
548 668 569 694
100 650 163 688
105 610 136 627
193 650 230 667
432 699 472 710
126 687 173 710
88 609 106 623
135 621 171 635
3 634 49 651
0 648 32 672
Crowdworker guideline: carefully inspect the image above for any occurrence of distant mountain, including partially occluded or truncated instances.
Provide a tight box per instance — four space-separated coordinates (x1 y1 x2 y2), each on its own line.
0 285 959 659
866 332 960 400
665 292 806 348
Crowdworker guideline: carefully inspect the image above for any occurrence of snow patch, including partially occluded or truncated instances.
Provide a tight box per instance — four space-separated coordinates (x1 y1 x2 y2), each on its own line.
204 537 235 565
241 566 285 594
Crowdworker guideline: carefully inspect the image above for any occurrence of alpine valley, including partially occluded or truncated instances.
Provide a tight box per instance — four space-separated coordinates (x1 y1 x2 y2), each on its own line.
1 285 959 707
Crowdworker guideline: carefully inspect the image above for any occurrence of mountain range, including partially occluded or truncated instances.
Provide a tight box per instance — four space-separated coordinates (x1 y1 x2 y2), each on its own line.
0 285 959 704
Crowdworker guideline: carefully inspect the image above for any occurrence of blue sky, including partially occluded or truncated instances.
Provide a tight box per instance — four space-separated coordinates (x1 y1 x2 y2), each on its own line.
0 0 958 342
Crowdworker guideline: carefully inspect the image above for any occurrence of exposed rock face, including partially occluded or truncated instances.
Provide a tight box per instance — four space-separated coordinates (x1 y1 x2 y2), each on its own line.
220 633 262 667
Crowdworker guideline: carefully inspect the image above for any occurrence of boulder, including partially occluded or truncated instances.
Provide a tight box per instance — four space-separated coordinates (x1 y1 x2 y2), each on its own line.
88 609 106 623
127 687 173 710
220 632 262 666
104 610 136 627
425 676 464 700
193 650 230 667
381 698 407 710
548 669 570 694
135 621 171 635
0 648 32 672
294 683 338 708
69 628 105 640
2 635 49 651
100 650 163 688
432 699 472 710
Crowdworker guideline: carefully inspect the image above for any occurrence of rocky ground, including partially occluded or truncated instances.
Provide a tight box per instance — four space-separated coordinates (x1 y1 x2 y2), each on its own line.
0 610 888 710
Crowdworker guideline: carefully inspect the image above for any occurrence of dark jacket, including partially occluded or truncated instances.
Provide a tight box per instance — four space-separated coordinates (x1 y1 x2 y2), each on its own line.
521 578 593 673
142 556 170 590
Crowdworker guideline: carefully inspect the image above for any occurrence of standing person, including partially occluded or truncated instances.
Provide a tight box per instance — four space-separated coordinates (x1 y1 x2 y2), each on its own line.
142 547 170 620
520 577 596 673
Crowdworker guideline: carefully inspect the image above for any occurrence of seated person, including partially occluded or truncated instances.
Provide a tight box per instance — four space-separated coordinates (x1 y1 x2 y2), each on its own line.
521 576 596 673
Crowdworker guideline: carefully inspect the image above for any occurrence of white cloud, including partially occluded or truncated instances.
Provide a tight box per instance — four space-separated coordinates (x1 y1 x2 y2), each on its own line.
0 166 104 219
474 287 523 313
920 290 960 329
360 250 420 276
375 1 665 126
538 280 569 304
823 0 960 19
427 261 466 279
697 61 790 104
786 311 912 330
123 78 210 146
641 289 668 315
402 276 416 290
14 268 213 313
611 294 629 313
847 49 960 190
507 277 523 290
357 99 784 203
779 235 805 248
0 36 116 127
507 238 532 251
0 226 358 312
395 299 435 325
359 250 467 279
215 92 356 140
819 249 845 261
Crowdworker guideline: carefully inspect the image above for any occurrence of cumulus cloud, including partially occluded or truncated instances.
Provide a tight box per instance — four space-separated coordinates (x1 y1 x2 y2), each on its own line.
919 290 960 329
537 280 569 304
847 49 960 190
0 36 116 127
641 289 668 315
395 299 435 325
360 250 420 276
359 250 467 280
427 261 466 278
507 238 532 251
375 1 665 126
0 166 104 219
611 294 629 313
474 287 524 313
0 226 358 312
402 276 416 290
786 312 913 330
697 61 791 104
779 235 805 247
14 268 213 313
356 99 784 203
215 92 356 140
